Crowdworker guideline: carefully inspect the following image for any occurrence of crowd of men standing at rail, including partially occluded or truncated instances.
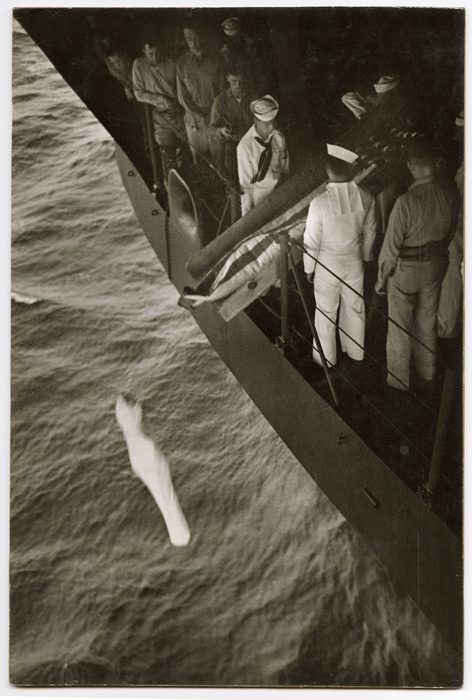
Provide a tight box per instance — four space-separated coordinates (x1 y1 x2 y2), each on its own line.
94 13 464 399
95 16 289 207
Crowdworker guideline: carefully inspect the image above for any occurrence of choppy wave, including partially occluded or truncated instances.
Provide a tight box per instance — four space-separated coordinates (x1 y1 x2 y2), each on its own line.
11 292 40 306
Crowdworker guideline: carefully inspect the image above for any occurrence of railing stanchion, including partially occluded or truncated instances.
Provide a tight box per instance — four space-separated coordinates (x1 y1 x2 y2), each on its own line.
230 184 241 224
216 190 232 237
143 103 160 190
278 232 290 350
287 243 339 408
427 368 456 496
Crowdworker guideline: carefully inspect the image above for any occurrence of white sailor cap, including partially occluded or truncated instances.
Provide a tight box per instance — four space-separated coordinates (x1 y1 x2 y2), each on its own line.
455 111 464 127
221 17 241 36
327 144 358 164
374 75 399 94
250 95 279 122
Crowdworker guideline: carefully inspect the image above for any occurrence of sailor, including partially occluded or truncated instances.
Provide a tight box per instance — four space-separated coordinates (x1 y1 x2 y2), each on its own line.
303 145 377 368
103 45 134 101
342 74 415 123
176 21 222 165
219 16 272 95
437 111 464 339
210 63 254 178
341 79 383 120
375 139 458 391
237 95 289 216
219 17 248 67
344 75 417 237
132 33 185 181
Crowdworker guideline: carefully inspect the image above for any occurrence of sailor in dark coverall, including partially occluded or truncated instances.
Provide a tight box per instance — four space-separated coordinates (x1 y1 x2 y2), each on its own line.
437 111 464 339
176 22 222 165
210 64 254 178
375 139 458 391
132 35 185 182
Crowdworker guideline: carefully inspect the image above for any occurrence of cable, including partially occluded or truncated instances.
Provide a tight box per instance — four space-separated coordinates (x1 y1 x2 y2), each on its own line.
293 238 443 363
286 281 445 424
255 295 432 465
288 275 459 439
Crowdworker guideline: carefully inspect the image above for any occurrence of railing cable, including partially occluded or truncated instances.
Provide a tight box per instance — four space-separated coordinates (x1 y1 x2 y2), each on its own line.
255 295 432 466
286 280 445 424
292 238 444 364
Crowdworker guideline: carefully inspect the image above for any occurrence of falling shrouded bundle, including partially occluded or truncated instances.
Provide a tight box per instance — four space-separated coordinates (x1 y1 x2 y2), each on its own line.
115 395 190 547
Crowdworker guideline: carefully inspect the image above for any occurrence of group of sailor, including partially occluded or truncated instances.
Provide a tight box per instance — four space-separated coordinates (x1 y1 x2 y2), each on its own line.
304 130 462 396
98 16 288 211
97 14 463 398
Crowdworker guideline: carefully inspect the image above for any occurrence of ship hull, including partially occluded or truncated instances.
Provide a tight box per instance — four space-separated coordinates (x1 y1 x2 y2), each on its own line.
116 144 462 659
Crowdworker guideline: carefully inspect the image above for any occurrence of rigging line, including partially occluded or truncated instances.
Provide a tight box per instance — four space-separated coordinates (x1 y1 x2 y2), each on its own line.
199 198 221 224
259 277 441 423
255 295 432 465
144 105 234 189
287 282 412 394
291 238 444 363
286 281 443 422
286 275 455 430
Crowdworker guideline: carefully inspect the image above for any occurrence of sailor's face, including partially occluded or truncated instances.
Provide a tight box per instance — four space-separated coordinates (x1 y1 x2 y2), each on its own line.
143 44 160 66
227 74 244 99
225 30 242 44
184 29 202 57
108 54 125 72
254 117 274 140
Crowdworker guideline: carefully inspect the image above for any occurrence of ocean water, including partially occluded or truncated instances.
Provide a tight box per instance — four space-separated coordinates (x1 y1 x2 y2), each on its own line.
10 23 460 687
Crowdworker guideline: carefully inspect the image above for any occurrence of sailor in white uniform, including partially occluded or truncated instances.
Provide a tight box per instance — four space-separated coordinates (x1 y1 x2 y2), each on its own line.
303 145 377 367
341 75 399 120
237 95 289 216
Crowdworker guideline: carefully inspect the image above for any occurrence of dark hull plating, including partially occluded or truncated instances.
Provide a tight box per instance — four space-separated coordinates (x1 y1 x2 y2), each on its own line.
116 145 462 655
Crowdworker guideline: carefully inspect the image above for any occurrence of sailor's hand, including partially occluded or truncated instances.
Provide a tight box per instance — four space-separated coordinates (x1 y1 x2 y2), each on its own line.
306 272 314 284
125 87 134 101
375 280 386 295
271 129 286 150
220 126 232 140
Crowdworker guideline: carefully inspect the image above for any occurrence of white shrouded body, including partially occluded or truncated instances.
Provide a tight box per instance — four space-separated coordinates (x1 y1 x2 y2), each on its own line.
115 395 190 547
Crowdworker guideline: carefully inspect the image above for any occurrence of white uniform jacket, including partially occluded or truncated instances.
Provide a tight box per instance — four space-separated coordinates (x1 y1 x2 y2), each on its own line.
237 125 289 216
303 181 376 273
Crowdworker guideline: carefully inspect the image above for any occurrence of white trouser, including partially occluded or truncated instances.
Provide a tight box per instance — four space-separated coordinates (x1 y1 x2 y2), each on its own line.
313 255 365 367
241 179 278 216
341 92 367 119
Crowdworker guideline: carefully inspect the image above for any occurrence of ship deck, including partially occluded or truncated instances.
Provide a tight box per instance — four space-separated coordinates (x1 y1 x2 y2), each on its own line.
244 282 462 538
